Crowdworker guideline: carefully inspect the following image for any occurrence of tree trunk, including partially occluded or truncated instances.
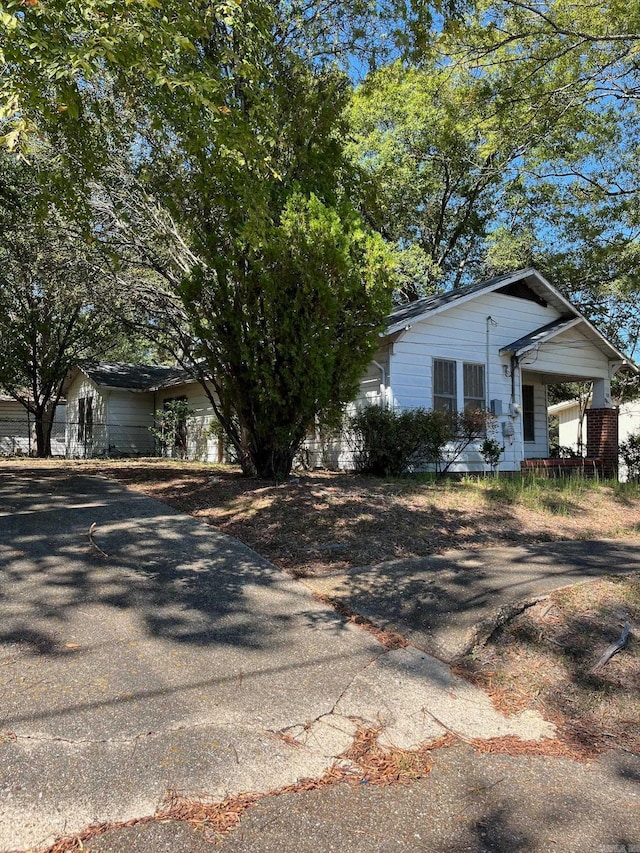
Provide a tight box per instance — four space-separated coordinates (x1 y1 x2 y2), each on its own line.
251 445 296 480
34 406 54 458
247 428 302 480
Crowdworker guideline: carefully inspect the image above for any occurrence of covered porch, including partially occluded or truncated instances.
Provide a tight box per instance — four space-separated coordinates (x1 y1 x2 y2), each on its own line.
520 369 618 476
499 316 631 478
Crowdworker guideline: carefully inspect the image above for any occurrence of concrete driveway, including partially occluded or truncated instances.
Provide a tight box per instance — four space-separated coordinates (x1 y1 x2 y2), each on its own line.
308 541 640 661
0 470 554 852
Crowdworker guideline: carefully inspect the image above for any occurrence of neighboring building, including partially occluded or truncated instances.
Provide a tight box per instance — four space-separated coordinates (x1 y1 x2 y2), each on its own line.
314 268 636 474
63 364 223 461
549 397 640 479
0 395 66 457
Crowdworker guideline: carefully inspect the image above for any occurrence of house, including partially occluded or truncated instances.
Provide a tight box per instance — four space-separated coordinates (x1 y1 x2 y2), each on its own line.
0 395 66 456
62 267 636 475
549 397 640 478
316 267 636 475
63 363 223 460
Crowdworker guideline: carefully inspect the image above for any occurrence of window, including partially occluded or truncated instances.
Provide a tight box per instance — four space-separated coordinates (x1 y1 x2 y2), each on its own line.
77 398 84 441
434 360 487 413
463 363 485 412
77 396 93 443
85 397 93 441
433 359 457 412
523 384 535 442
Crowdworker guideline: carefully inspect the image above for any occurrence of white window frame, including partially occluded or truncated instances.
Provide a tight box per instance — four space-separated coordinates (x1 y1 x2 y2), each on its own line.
463 362 486 413
433 358 457 413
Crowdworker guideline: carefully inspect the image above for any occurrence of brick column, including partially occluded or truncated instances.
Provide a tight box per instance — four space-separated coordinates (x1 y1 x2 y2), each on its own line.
586 408 619 478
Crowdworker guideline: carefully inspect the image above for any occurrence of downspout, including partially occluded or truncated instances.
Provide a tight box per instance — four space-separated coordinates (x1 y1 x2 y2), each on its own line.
485 316 497 409
511 354 522 467
373 360 387 409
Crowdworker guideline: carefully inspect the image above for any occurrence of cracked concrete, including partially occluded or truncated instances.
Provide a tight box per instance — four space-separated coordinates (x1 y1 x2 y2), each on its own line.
1 471 558 851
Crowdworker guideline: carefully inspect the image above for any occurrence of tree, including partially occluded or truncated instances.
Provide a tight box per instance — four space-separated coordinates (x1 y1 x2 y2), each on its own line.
346 31 605 301
0 154 129 456
0 0 436 158
1 1 398 478
460 0 640 108
95 168 393 479
68 29 395 480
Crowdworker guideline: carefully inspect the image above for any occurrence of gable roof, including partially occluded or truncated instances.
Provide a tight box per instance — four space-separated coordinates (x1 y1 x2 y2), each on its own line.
386 270 520 330
81 363 191 392
385 268 572 334
385 267 637 370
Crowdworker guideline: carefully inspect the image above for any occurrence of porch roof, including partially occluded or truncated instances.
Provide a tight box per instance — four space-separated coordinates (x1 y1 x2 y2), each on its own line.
499 316 581 357
499 315 637 371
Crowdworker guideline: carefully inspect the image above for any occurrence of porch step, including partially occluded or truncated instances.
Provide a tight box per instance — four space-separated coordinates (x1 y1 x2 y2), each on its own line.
520 457 605 477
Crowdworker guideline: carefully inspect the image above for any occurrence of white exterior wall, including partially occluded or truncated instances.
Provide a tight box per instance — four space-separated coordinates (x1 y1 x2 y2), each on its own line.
330 290 617 474
517 327 610 380
553 399 640 480
308 345 391 470
65 374 108 458
387 292 562 471
104 389 155 456
155 381 222 463
0 400 66 456
66 373 155 457
618 401 640 444
555 403 585 453
0 400 30 455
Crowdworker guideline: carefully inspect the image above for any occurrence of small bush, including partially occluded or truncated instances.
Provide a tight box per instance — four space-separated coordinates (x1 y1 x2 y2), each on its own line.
349 406 493 477
480 437 504 473
151 399 193 459
349 406 450 476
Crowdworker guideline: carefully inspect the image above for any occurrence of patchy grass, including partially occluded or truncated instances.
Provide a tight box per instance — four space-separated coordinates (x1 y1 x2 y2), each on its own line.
3 458 640 577
454 575 640 757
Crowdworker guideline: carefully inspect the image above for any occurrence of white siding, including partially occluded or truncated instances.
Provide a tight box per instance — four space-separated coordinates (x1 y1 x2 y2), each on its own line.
618 401 640 444
313 344 391 470
329 289 619 473
66 374 155 457
554 399 640 480
518 327 610 380
104 390 156 456
0 400 66 456
155 381 222 463
65 374 108 458
386 293 562 471
555 402 585 452
0 400 31 456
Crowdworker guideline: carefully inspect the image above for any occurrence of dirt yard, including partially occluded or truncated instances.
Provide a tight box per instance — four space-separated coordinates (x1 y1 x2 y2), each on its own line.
455 576 640 757
83 460 640 578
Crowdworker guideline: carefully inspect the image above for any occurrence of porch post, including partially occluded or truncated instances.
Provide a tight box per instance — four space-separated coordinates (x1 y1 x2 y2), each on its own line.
591 376 612 408
586 407 618 478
